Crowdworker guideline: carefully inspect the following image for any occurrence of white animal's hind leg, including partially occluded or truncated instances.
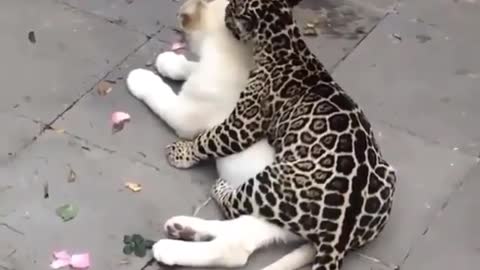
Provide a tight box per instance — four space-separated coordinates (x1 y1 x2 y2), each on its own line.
152 238 250 267
155 51 197 81
153 215 300 268
126 68 204 139
261 243 316 270
164 216 224 241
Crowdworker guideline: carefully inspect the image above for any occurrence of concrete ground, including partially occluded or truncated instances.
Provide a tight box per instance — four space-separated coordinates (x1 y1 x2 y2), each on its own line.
1 0 479 269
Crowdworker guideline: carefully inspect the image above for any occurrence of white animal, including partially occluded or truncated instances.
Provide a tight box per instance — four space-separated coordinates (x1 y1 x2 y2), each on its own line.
126 0 315 269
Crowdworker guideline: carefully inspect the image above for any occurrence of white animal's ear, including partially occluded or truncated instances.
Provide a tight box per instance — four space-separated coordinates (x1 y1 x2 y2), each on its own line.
178 0 207 30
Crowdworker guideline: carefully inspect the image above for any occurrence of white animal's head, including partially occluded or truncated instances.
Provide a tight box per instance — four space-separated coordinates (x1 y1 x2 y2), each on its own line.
175 0 231 54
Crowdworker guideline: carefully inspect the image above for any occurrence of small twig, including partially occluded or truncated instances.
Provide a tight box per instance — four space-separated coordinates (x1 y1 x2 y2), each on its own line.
192 197 212 217
0 186 12 193
353 252 399 270
4 249 16 259
0 223 24 235
140 258 155 270
43 182 49 199
0 261 13 270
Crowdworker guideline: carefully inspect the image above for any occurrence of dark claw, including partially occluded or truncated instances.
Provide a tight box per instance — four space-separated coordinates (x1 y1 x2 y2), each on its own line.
166 225 175 236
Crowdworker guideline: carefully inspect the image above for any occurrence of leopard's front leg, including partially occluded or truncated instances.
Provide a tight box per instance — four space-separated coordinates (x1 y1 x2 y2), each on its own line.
166 91 267 168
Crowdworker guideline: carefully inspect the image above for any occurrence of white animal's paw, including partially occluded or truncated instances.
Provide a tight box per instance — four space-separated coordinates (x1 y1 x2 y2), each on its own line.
126 68 168 100
152 239 181 266
164 216 214 241
156 51 190 81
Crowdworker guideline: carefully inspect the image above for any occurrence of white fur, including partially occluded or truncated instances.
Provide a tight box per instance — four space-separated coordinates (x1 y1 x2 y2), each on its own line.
153 216 312 268
126 0 314 268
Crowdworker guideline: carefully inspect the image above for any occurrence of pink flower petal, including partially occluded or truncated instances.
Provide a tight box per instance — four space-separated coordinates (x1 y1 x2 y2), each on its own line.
53 250 71 260
171 42 186 51
50 259 71 269
111 111 131 124
70 253 90 269
111 111 131 133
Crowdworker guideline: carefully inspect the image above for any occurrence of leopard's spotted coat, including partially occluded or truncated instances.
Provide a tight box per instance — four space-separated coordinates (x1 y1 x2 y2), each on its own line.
166 0 397 269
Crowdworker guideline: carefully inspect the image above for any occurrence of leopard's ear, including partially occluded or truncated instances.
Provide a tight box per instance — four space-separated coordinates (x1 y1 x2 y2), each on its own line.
285 0 302 7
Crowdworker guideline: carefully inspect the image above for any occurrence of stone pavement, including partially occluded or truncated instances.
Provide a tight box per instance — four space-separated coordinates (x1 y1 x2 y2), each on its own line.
1 0 479 269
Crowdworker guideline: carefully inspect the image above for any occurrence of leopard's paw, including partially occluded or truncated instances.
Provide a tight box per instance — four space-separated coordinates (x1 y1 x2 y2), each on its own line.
165 141 199 169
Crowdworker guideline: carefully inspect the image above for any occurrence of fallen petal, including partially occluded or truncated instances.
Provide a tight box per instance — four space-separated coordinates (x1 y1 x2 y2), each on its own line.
28 31 36 44
71 253 90 269
111 112 131 134
171 42 186 51
50 259 70 269
96 81 113 96
56 204 79 222
67 167 77 183
125 182 142 192
53 250 71 260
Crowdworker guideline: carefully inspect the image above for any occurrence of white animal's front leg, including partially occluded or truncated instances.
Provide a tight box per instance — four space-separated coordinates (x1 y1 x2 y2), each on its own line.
156 51 197 81
126 68 174 101
126 68 205 139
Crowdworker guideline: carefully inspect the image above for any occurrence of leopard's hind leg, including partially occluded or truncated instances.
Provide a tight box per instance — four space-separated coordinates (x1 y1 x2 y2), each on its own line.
212 164 349 270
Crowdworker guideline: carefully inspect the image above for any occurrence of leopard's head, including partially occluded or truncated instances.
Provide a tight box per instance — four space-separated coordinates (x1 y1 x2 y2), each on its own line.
225 0 302 43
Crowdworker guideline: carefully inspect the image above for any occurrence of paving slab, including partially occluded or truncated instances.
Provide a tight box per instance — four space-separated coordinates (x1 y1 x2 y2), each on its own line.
61 0 182 36
0 113 42 164
355 122 478 265
1 0 479 270
61 0 394 70
294 0 389 70
401 164 480 270
0 130 212 270
0 0 146 122
7 119 469 270
52 0 393 171
244 246 393 270
332 5 480 155
0 131 393 270
51 37 195 171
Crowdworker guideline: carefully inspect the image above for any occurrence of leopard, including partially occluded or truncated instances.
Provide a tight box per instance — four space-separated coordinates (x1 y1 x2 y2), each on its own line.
161 0 397 269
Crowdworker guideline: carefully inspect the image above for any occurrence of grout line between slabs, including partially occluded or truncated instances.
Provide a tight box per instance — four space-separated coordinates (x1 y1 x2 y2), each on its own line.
8 114 167 176
55 0 159 38
9 37 154 160
399 162 479 267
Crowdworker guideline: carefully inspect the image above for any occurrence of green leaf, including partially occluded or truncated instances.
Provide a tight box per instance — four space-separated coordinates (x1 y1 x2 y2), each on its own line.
134 245 146 257
122 245 133 255
131 234 144 245
123 235 132 244
55 204 79 222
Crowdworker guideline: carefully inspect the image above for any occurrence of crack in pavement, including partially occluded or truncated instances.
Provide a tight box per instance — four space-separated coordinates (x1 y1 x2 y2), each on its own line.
0 223 24 236
6 111 167 178
399 163 476 267
55 0 164 38
8 36 155 160
330 0 401 72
